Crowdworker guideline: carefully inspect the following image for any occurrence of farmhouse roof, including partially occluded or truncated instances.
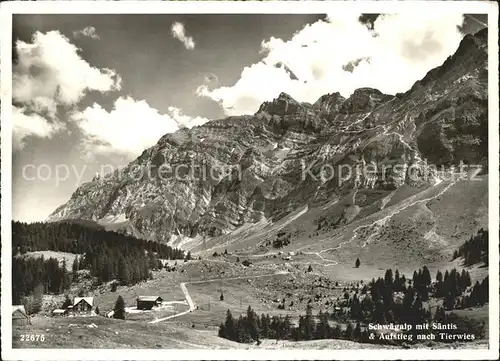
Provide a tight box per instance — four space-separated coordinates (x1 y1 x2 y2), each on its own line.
74 297 94 306
53 309 68 314
137 296 162 302
12 305 28 318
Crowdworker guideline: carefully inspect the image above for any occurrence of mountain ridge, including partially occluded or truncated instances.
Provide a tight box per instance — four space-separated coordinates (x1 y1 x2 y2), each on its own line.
47 28 488 263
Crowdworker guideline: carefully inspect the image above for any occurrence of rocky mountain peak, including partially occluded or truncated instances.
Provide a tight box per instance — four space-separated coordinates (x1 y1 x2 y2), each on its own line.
340 87 392 114
256 92 302 116
48 29 488 248
313 92 346 115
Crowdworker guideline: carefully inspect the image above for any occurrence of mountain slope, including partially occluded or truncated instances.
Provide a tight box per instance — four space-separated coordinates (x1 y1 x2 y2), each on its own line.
47 29 488 265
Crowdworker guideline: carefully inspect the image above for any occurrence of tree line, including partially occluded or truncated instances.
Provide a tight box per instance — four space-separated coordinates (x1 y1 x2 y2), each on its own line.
452 228 488 266
12 221 186 308
12 220 184 260
218 305 367 344
348 265 487 327
218 305 484 346
12 256 70 308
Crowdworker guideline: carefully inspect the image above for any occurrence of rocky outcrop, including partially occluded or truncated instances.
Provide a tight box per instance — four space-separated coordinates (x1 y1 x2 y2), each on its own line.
257 92 303 117
48 29 488 245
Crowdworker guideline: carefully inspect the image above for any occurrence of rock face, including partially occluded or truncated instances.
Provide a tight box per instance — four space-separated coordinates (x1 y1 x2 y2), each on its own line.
48 29 488 245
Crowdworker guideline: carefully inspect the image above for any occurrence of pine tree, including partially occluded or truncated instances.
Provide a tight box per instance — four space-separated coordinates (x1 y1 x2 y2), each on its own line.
271 316 280 340
304 304 315 340
344 322 355 340
444 293 455 311
412 295 426 325
220 292 224 301
113 295 126 319
297 316 306 341
436 270 443 283
246 306 260 342
401 287 415 323
354 322 362 341
355 258 361 268
361 294 374 317
412 270 419 286
332 324 342 339
314 310 330 339
307 264 313 272
32 283 44 314
62 294 72 309
218 322 227 338
223 309 237 341
236 315 252 343
384 268 394 288
422 266 431 286
282 315 292 340
72 256 79 273
373 301 386 323
117 257 130 285
260 314 270 338
394 269 405 292
461 269 472 288
78 255 85 270
434 306 446 323
350 294 363 321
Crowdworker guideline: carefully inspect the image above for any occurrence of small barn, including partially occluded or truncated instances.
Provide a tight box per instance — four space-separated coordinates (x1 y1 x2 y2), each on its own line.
137 296 163 310
73 297 94 315
12 305 30 326
52 309 69 317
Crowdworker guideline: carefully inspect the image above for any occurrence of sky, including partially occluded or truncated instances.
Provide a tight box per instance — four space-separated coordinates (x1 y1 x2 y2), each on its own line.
11 13 487 222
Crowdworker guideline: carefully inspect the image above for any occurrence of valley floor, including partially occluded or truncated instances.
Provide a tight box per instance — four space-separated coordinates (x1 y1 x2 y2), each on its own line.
12 256 489 349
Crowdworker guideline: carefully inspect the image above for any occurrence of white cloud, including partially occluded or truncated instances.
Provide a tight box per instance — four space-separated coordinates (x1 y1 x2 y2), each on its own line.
71 96 210 159
197 13 465 116
12 30 122 147
167 106 211 128
14 31 121 109
12 106 65 150
171 22 195 50
73 26 100 40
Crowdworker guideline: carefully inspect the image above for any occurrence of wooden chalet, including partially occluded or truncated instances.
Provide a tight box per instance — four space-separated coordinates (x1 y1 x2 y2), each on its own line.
73 297 94 315
137 296 163 310
12 305 30 326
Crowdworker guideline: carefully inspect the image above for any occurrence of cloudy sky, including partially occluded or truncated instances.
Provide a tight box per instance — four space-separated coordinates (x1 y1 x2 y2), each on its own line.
11 13 487 222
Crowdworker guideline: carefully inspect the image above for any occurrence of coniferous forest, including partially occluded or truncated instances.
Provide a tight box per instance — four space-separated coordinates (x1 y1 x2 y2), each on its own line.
219 303 485 346
220 264 488 346
219 228 489 346
452 228 488 266
12 220 184 259
220 229 489 345
12 221 185 305
12 256 71 306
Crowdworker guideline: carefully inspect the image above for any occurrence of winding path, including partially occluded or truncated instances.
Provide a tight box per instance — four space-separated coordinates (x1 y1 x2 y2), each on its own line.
149 169 475 324
297 175 464 267
149 272 288 324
